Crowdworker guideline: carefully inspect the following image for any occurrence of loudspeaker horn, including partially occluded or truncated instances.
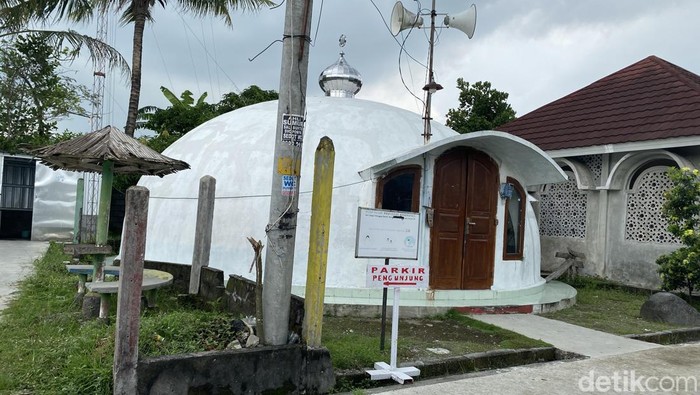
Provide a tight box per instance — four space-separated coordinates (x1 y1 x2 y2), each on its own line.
390 1 424 36
444 4 477 38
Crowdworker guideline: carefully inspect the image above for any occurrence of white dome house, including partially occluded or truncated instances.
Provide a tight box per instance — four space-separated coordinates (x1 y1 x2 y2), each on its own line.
136 52 575 314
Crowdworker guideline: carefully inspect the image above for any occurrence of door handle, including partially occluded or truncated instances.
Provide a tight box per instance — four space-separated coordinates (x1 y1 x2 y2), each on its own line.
465 217 476 234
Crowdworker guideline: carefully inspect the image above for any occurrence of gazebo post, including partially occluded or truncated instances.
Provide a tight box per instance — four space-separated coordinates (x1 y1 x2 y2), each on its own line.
93 160 114 281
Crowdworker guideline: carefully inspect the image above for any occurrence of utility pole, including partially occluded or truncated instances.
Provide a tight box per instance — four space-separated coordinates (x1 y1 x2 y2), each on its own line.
421 0 441 145
263 0 314 346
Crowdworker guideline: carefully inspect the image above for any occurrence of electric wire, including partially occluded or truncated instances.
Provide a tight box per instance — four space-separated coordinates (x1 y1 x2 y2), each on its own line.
368 0 427 69
149 179 368 200
209 21 222 100
201 21 215 100
150 24 174 90
310 0 323 46
398 28 425 106
182 20 201 94
176 13 240 92
369 0 426 108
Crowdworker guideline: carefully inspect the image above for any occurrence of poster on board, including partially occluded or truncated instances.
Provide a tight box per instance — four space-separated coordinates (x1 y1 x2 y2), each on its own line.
355 207 420 260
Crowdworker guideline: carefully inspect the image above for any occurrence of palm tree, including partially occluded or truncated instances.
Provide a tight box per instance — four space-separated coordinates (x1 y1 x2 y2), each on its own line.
0 3 130 78
0 0 274 136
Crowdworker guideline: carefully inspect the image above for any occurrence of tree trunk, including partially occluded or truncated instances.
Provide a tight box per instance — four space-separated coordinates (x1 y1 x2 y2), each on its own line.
124 2 147 137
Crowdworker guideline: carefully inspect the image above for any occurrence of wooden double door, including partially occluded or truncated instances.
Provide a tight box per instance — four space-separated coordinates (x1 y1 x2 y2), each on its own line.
429 148 498 290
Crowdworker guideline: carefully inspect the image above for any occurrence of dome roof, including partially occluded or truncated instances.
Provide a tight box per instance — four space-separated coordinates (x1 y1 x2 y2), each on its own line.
137 96 458 287
318 52 362 98
142 96 456 197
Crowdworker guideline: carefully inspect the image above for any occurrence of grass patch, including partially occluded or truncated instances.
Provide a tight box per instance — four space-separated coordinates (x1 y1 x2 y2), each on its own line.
323 309 549 371
0 242 550 393
542 276 700 335
0 242 236 395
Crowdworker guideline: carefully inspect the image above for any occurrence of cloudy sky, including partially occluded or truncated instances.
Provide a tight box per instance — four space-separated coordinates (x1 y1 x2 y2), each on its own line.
55 0 700 133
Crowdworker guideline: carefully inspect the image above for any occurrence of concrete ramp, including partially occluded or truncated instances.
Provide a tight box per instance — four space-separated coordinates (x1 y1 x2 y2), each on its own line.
471 314 661 358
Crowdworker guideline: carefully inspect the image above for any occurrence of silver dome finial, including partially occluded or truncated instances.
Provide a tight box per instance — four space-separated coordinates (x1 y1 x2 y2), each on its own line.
319 35 362 98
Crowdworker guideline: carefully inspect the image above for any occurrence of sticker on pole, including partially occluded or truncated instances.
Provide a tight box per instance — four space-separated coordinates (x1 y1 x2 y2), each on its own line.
355 207 420 259
281 175 296 196
281 114 304 147
366 264 428 288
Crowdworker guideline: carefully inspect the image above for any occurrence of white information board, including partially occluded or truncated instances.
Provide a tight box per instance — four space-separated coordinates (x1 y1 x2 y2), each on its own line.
355 207 420 260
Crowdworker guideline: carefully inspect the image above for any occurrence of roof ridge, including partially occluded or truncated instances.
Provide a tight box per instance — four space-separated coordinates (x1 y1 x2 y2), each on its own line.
496 56 700 151
647 55 700 94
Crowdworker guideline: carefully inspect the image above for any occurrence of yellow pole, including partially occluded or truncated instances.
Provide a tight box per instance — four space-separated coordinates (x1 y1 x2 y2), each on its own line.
303 137 335 347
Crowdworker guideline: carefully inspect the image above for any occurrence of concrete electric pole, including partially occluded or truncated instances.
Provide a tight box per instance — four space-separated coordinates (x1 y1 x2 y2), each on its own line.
262 0 314 346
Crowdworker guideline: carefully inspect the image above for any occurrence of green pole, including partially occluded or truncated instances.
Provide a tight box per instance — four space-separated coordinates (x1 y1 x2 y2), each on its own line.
302 137 335 347
96 160 114 245
93 160 114 281
73 178 84 244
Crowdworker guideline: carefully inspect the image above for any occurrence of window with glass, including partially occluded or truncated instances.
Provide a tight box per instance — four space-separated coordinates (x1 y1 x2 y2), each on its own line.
377 166 421 213
503 177 526 260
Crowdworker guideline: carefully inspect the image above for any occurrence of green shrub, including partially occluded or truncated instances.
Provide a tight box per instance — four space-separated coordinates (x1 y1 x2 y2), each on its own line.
657 167 700 301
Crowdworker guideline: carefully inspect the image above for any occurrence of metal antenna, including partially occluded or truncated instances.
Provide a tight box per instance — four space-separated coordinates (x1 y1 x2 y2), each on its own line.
421 0 442 144
83 7 109 243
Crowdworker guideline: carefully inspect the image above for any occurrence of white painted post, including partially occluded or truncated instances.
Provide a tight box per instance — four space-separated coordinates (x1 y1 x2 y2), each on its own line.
390 287 400 368
366 285 420 384
189 175 216 294
113 186 149 395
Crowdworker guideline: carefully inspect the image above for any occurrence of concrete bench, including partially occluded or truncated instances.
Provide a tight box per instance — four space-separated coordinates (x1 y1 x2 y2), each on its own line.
66 264 121 294
84 269 174 319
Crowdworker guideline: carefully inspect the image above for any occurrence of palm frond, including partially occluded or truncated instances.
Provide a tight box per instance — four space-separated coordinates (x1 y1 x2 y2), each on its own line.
0 29 130 79
0 0 97 30
176 0 275 27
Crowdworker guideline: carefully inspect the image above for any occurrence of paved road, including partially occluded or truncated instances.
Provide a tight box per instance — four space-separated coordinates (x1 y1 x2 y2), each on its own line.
369 314 699 394
370 342 700 394
0 240 49 311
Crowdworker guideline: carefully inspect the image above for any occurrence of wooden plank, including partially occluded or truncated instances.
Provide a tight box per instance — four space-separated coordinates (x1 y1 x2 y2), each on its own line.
63 244 112 255
545 260 576 282
189 175 216 294
66 264 120 276
113 186 149 395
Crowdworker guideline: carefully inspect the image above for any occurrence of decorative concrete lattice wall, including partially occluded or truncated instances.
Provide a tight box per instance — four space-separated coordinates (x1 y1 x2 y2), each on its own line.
539 172 587 238
625 167 678 244
580 155 603 184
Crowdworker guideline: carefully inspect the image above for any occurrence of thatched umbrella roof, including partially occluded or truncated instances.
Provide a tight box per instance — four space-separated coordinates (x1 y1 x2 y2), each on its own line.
32 126 190 176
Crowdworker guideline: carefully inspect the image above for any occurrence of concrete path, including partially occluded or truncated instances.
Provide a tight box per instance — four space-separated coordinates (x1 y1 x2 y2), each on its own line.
361 312 691 394
472 313 661 358
0 240 49 311
370 342 700 394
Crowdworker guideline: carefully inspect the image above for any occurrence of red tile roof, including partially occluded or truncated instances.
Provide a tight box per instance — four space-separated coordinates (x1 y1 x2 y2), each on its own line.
496 56 700 151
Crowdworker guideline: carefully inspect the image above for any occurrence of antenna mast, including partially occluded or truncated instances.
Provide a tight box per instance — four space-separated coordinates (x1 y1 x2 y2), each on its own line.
83 9 109 243
421 0 441 144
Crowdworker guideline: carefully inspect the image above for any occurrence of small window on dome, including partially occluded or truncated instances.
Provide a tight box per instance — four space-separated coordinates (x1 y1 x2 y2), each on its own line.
377 167 421 213
503 177 526 260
